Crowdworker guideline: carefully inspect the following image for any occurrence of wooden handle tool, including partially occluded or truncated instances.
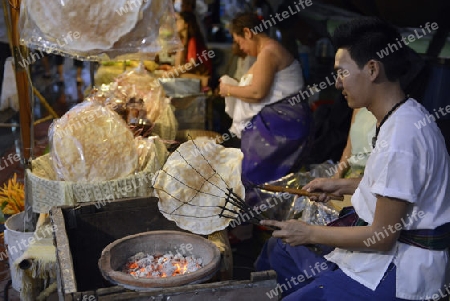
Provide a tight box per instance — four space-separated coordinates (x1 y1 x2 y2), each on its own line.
260 184 344 201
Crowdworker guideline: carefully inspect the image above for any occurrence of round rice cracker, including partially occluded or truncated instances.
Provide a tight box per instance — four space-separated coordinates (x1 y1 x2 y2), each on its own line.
50 102 138 183
27 0 146 52
153 139 245 235
109 0 169 59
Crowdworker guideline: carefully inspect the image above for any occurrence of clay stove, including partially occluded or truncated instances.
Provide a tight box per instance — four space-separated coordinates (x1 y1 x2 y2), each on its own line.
98 230 221 290
51 197 277 300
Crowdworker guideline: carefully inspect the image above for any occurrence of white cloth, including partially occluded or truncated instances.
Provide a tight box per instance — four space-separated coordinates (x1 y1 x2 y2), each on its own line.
347 108 376 169
0 57 19 111
224 60 304 138
325 99 450 300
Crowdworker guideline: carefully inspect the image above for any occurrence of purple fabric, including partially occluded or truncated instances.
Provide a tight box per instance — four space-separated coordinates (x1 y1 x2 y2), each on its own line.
255 238 335 297
255 238 411 301
240 93 312 185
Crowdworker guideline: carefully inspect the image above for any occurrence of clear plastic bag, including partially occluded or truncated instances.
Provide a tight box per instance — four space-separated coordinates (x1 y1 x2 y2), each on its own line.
246 171 339 225
49 101 139 183
135 136 153 172
291 197 339 225
107 64 166 129
87 64 178 140
19 0 183 61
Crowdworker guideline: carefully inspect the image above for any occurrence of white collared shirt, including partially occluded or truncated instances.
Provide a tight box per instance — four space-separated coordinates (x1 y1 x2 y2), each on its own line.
325 99 450 300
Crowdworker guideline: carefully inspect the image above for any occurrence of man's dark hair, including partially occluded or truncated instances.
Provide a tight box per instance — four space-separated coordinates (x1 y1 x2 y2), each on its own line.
332 17 410 82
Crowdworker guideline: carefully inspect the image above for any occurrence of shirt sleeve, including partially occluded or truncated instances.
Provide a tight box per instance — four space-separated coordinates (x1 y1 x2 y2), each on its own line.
370 150 425 204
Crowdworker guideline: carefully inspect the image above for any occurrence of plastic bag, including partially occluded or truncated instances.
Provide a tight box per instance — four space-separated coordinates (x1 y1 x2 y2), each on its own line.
89 64 163 124
291 197 339 225
245 171 339 225
87 64 178 140
151 100 179 141
19 0 183 61
49 101 139 182
245 172 313 221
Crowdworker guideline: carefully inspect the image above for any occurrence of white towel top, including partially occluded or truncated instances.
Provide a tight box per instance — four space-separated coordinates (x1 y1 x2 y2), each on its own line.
224 60 304 138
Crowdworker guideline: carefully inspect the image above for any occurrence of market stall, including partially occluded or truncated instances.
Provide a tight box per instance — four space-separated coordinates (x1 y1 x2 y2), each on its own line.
1 1 378 300
1 1 281 300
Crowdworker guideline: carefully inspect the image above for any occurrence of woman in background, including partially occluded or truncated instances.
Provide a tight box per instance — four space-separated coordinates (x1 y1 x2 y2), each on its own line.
219 12 312 187
174 11 212 77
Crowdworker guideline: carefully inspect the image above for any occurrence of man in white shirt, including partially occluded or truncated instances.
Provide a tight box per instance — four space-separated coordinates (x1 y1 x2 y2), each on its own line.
257 17 450 300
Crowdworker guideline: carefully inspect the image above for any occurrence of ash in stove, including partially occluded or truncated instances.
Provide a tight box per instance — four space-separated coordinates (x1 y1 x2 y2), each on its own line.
123 252 203 278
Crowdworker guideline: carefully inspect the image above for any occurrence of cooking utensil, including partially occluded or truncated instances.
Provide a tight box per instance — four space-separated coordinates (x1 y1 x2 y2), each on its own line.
260 184 344 201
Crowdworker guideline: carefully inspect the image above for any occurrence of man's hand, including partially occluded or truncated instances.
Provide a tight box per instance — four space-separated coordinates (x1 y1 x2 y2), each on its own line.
303 178 344 202
260 219 312 246
303 178 360 202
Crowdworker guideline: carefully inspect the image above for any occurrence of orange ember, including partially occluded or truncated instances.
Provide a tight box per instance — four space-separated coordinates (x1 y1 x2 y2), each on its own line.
123 252 203 279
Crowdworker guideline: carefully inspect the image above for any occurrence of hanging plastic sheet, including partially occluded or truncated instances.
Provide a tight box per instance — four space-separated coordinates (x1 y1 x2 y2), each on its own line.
19 0 183 61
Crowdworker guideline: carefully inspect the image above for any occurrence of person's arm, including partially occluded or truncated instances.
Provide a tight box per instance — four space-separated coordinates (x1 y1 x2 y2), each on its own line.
302 177 361 202
261 195 410 252
333 109 359 178
220 46 278 103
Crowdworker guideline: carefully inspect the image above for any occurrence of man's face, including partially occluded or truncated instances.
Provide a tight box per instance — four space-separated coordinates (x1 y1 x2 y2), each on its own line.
334 49 371 108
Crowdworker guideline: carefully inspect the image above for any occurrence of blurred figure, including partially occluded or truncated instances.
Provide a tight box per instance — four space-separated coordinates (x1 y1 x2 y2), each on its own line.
333 108 376 178
41 54 65 86
173 0 208 39
74 59 84 87
173 11 212 77
42 56 84 89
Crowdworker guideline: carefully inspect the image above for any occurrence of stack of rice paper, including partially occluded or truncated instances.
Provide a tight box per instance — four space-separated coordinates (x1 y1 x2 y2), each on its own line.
49 101 139 182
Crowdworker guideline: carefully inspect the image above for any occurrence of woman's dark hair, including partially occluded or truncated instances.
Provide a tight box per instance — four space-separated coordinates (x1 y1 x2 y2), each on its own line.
332 17 410 82
179 11 206 47
230 12 265 36
181 0 196 12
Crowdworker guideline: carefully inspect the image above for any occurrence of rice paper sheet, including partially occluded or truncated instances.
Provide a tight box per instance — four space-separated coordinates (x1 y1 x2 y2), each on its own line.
153 139 245 235
19 0 183 61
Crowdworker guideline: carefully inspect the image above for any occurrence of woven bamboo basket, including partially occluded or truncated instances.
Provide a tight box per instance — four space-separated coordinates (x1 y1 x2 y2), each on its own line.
25 139 169 214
